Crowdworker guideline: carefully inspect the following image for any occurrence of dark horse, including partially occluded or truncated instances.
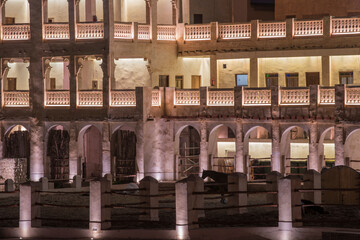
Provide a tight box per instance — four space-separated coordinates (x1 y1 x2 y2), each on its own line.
202 170 228 204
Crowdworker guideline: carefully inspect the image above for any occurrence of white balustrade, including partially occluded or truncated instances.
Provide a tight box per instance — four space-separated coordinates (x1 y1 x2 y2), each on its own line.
219 24 251 39
280 89 310 105
111 90 136 106
2 25 31 40
78 91 103 106
243 89 271 106
114 23 133 39
346 87 360 105
45 91 70 106
76 23 104 39
185 24 211 41
44 24 70 40
138 25 151 40
152 90 161 106
207 90 234 106
332 18 360 35
174 90 200 105
294 20 323 36
258 22 286 38
157 25 176 41
3 91 29 107
319 88 335 105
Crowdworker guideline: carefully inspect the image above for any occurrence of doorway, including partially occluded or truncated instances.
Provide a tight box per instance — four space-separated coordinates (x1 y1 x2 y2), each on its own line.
191 75 201 89
306 72 320 86
193 14 203 24
159 75 169 87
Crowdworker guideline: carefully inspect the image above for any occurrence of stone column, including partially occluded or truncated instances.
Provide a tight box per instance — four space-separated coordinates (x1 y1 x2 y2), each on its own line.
148 0 158 42
171 0 178 25
210 55 217 87
136 121 145 181
89 179 111 231
271 121 281 173
199 120 209 173
308 123 319 172
322 56 331 86
68 0 76 41
235 120 245 173
101 55 110 110
102 123 111 177
30 119 44 181
250 20 258 41
68 56 77 111
285 18 293 40
334 124 345 166
69 123 78 179
249 58 258 87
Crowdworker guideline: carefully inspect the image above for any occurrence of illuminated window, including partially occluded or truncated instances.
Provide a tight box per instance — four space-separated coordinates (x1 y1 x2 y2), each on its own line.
235 74 248 86
175 76 183 89
339 72 353 84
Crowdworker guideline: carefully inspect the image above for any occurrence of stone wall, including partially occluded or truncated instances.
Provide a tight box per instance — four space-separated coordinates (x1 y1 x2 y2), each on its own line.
0 158 28 190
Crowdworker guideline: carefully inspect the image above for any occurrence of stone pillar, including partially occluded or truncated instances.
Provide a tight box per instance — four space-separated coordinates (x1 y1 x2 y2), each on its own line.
323 16 331 38
235 120 245 173
227 173 247 215
303 170 321 204
271 121 281 173
19 183 40 232
250 20 258 41
334 124 345 166
102 123 111 177
72 175 82 189
139 176 159 221
278 177 302 229
103 0 114 42
101 55 110 110
136 121 145 181
210 22 218 42
199 120 209 173
322 56 331 86
89 179 111 231
149 0 158 42
309 85 318 118
68 0 76 41
210 55 217 87
30 119 44 181
69 56 77 111
308 123 319 172
171 0 178 25
69 123 78 179
249 58 258 87
182 0 190 24
5 179 14 192
266 171 281 205
234 87 243 117
285 18 293 40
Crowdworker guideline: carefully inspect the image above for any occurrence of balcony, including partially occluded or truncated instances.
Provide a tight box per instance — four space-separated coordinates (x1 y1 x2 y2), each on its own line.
174 89 200 105
332 17 360 35
77 90 103 106
219 23 251 40
207 89 234 106
110 90 136 107
157 25 176 41
76 22 104 39
293 20 323 37
3 91 30 107
45 90 70 107
242 89 271 106
152 89 161 106
258 21 286 38
319 87 335 105
1 24 30 40
138 24 151 40
43 23 70 40
280 88 310 105
114 23 133 39
184 24 211 41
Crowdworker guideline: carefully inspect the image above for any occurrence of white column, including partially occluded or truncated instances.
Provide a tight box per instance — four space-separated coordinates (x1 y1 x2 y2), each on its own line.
235 120 245 173
308 123 320 172
102 123 111 177
199 121 208 173
30 119 44 181
271 121 281 173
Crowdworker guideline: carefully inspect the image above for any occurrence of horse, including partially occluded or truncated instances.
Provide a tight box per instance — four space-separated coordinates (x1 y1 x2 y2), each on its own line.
201 170 228 204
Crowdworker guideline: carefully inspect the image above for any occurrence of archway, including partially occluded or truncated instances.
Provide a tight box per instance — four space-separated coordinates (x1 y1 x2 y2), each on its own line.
111 126 137 182
281 126 309 176
81 125 102 179
345 129 360 172
46 125 70 180
319 127 335 170
177 126 200 178
244 126 271 180
208 125 235 173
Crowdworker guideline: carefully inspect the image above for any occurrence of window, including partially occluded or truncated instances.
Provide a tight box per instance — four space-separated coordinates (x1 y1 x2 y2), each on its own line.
266 73 278 87
159 75 169 87
175 76 183 89
193 14 203 24
339 72 353 84
235 74 248 87
286 73 299 87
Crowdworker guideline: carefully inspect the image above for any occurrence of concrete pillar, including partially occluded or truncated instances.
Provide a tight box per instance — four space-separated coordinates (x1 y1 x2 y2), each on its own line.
249 58 258 87
235 120 245 173
278 177 302 229
334 124 345 166
68 0 76 41
322 56 331 86
19 183 41 232
227 173 247 215
271 121 281 173
5 179 14 192
89 179 111 231
199 120 209 173
303 170 321 204
102 123 111 176
266 171 281 205
139 176 159 221
72 175 82 189
136 121 145 181
308 123 320 172
30 119 44 181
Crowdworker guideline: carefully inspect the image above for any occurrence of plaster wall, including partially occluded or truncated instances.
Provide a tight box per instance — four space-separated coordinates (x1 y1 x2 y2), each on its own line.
6 62 29 90
113 59 150 89
48 62 69 90
79 0 103 22
157 0 173 24
119 0 146 23
330 55 360 85
47 0 69 22
248 141 272 158
78 59 103 90
217 59 250 88
258 57 321 87
290 142 309 158
4 0 29 23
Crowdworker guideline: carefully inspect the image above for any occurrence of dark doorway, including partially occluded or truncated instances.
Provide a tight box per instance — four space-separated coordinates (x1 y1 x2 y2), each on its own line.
179 126 200 178
306 72 320 86
83 126 102 179
193 14 203 24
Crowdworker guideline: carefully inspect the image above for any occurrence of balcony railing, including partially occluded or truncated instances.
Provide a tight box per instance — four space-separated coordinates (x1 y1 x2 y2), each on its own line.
219 23 251 39
3 91 29 107
174 90 200 105
45 90 70 106
243 89 271 106
77 91 103 106
44 23 69 40
258 22 286 38
114 23 133 39
152 90 161 106
138 24 151 40
1 24 30 40
319 87 335 105
332 17 360 35
207 90 234 106
293 20 323 36
345 87 360 105
76 23 104 39
185 24 211 41
157 25 176 41
280 88 310 105
111 90 136 106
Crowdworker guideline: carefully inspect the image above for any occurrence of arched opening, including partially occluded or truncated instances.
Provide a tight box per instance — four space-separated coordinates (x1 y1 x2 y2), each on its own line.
345 129 360 172
81 126 102 179
111 126 137 183
319 127 335 170
177 126 200 178
244 126 271 180
46 125 70 180
2 125 30 185
281 126 309 177
208 125 235 173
